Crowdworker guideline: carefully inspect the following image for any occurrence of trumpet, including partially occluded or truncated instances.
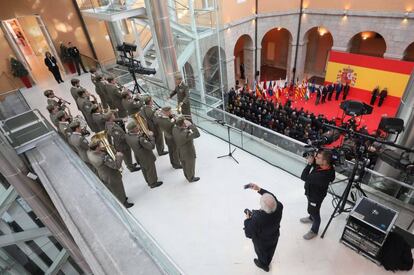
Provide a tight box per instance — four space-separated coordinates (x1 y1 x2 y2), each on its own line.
91 131 122 172
133 113 151 138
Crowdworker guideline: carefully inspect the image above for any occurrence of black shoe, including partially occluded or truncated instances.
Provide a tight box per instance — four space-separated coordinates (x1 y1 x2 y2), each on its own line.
150 181 163 188
173 165 183 169
189 177 200 182
159 151 168 156
254 259 269 272
128 166 141 172
124 201 134 208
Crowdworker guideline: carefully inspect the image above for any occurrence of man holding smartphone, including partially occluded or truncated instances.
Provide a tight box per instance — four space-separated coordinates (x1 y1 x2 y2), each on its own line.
300 150 335 240
244 183 283 272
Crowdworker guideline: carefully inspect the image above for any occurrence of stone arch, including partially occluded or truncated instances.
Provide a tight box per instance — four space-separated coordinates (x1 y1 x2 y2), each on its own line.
233 34 254 85
260 27 293 81
183 62 195 89
347 31 386 58
302 26 334 79
203 46 227 98
402 42 414 61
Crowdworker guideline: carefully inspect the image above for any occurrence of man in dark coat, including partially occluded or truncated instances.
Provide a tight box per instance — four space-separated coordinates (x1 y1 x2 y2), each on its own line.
370 86 380 105
335 81 343 100
244 183 283 272
300 150 335 240
378 88 388 107
342 83 350 100
67 42 87 76
327 83 335 101
315 87 321 105
321 85 328 104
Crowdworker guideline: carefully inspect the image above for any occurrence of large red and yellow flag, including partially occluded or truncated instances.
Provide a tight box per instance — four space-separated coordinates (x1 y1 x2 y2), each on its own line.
325 51 414 98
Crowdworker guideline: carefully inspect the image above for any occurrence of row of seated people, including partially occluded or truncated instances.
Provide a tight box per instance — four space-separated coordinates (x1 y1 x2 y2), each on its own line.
43 72 200 208
226 87 382 168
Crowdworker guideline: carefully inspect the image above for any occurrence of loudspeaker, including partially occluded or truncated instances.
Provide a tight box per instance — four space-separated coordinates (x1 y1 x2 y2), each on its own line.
378 117 404 134
340 100 373 116
255 70 260 76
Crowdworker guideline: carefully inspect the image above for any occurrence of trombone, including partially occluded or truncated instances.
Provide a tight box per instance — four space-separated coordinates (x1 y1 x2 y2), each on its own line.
91 131 123 172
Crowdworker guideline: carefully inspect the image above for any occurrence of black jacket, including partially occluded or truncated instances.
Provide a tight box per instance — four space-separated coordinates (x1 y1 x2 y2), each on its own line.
244 189 283 246
44 56 58 71
68 46 81 59
301 164 335 202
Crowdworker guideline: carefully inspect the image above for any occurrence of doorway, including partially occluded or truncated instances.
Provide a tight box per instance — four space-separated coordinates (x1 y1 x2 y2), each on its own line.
2 15 64 85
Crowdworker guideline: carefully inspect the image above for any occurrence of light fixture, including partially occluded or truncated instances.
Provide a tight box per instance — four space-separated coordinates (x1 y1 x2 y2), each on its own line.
343 9 348 17
317 27 327 36
404 11 410 22
277 27 282 31
302 8 307 14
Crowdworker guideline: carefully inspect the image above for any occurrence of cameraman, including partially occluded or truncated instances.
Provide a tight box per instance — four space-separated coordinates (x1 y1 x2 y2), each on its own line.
244 183 283 272
300 150 335 240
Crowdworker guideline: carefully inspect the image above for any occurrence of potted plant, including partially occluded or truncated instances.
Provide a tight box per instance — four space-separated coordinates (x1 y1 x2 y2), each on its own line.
10 57 32 88
60 43 76 74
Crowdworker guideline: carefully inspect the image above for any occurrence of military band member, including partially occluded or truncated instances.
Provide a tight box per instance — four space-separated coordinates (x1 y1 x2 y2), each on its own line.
91 104 106 132
125 121 163 188
122 91 143 116
70 78 85 109
68 120 96 173
140 96 167 156
44 89 60 107
154 106 182 169
105 112 140 172
105 76 127 117
56 110 72 142
93 74 109 110
90 67 97 85
172 117 200 182
77 89 98 132
170 76 192 119
46 104 60 128
87 140 134 208
103 76 116 109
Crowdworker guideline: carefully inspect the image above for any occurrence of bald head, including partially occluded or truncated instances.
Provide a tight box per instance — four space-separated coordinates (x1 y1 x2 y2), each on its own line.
260 193 277 214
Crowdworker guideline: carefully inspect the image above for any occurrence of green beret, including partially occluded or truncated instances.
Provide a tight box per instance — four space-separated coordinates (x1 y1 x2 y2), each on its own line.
69 120 80 129
46 104 55 111
56 110 66 119
43 89 53 97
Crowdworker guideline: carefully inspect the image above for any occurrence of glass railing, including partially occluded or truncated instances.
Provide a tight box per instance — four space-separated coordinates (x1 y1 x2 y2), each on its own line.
140 77 414 218
0 89 31 120
77 0 145 14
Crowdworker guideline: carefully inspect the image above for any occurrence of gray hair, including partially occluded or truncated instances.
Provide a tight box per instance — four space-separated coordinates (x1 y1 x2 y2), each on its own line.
260 193 277 214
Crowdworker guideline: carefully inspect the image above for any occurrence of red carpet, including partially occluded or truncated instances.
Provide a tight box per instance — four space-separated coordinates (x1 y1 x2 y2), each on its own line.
278 87 400 134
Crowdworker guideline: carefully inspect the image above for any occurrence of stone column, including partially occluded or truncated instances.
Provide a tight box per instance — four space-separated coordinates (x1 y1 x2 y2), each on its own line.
256 46 262 81
226 56 236 89
244 46 255 87
287 40 308 82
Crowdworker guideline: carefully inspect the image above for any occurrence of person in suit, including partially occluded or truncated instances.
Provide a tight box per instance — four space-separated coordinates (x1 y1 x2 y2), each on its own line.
244 183 283 272
378 88 388 107
321 85 328 104
315 87 321 105
125 121 163 188
154 106 182 169
172 116 200 182
140 96 167 156
87 140 134 208
67 42 87 76
370 86 380 105
335 81 343 100
170 76 192 119
44 51 63 83
343 83 350 100
327 83 334 101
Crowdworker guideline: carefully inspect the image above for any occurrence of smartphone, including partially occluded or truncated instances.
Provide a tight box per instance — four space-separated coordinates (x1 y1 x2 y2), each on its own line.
243 184 251 189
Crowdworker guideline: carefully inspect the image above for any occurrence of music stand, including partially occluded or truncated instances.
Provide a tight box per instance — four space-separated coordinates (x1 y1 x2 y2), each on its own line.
216 120 239 164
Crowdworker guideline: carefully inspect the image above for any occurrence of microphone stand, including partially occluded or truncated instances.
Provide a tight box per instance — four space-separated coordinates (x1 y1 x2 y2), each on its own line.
216 119 239 164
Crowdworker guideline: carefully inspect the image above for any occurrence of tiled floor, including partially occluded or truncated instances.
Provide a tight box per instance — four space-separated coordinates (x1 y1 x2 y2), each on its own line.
21 74 403 275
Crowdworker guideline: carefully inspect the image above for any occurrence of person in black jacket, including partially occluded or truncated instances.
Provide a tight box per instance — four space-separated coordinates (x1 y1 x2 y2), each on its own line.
370 86 380 105
244 183 283 272
342 83 350 100
300 150 335 240
378 88 388 107
44 52 63 83
67 42 87 76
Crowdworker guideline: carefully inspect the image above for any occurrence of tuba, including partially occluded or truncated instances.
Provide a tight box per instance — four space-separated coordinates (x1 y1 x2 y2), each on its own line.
134 113 151 138
91 131 122 171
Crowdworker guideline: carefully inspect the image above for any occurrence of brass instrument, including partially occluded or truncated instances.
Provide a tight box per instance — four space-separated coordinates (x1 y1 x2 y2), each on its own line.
133 113 151 138
91 131 123 172
53 95 71 105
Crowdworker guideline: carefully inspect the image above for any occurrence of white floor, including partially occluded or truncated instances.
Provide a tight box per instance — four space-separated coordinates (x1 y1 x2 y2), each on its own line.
21 73 399 275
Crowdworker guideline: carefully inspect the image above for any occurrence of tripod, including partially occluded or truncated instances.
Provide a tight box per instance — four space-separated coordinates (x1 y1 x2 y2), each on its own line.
217 121 239 164
320 157 366 238
130 70 141 94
